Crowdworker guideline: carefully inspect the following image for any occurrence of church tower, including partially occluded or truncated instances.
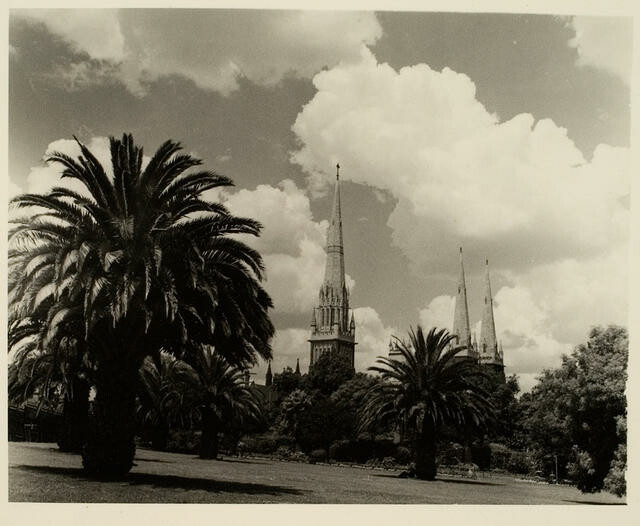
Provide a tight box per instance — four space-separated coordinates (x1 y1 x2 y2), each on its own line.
309 164 356 370
478 259 504 376
451 247 476 358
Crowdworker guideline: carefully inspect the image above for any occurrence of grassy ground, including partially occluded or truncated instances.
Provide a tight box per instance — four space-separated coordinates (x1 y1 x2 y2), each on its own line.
8 442 625 504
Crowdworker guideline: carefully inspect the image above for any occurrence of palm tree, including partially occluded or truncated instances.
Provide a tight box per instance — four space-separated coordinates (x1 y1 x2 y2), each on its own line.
359 326 493 480
8 300 91 452
136 352 185 451
175 346 263 459
9 134 274 478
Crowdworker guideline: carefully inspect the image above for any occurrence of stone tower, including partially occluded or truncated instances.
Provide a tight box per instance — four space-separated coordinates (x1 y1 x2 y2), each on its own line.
309 164 356 370
451 247 476 358
478 259 504 375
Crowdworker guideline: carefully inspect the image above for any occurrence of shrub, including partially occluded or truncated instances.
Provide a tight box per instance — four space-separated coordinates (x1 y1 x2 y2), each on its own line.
241 433 295 455
310 449 327 463
438 443 465 466
329 439 354 461
275 445 294 460
381 456 397 469
394 446 412 465
603 443 626 497
166 429 200 454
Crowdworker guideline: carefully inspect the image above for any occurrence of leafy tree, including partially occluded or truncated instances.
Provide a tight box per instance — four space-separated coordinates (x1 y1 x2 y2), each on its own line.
308 349 355 395
272 366 304 397
9 135 274 478
523 326 627 493
360 326 493 480
330 373 381 440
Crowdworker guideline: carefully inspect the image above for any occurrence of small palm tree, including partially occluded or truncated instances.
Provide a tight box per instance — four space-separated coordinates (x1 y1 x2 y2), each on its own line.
176 346 262 459
360 326 493 480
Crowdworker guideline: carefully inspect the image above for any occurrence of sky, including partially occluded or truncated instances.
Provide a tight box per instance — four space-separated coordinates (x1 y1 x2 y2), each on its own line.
7 8 632 392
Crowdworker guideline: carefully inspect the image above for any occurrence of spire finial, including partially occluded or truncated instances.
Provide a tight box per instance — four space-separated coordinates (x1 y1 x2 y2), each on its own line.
486 258 489 266
336 163 340 180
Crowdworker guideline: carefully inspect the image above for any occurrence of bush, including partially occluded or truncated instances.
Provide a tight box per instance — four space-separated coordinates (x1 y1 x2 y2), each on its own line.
603 444 626 497
329 439 353 461
241 433 295 455
394 446 412 465
166 429 200 454
438 443 465 466
310 449 327 463
381 456 397 469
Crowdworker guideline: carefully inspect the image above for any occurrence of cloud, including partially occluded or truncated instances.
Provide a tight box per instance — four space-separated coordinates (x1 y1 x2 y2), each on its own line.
353 306 397 372
23 137 112 197
568 16 632 84
418 295 455 332
15 9 126 62
292 48 629 275
223 180 354 314
13 10 382 96
292 49 629 388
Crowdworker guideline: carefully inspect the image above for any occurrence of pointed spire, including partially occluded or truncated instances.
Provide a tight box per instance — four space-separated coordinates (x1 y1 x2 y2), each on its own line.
323 163 345 289
452 246 472 356
350 311 355 330
310 308 317 327
265 361 273 387
295 358 301 376
480 258 498 360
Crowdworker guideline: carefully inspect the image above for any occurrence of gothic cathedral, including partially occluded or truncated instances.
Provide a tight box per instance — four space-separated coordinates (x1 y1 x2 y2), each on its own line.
308 164 356 370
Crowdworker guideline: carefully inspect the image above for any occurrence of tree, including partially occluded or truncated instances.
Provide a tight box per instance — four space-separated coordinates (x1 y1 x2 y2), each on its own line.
136 352 185 451
9 135 274 478
177 347 263 459
272 366 304 397
523 325 627 493
360 326 493 480
7 311 90 453
307 349 355 395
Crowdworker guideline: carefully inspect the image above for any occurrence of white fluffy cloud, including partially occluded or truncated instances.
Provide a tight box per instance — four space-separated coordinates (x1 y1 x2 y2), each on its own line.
223 180 354 314
292 49 629 389
569 16 632 84
23 137 112 197
353 306 397 372
292 48 628 270
418 295 455 332
14 10 382 96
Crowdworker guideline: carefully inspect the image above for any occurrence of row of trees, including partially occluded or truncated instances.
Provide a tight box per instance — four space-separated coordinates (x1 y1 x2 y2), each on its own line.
8 135 275 478
6 133 627 493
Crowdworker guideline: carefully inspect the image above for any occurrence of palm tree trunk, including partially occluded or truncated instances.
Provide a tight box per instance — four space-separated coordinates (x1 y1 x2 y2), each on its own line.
199 410 220 459
415 422 437 480
58 376 90 452
82 359 138 479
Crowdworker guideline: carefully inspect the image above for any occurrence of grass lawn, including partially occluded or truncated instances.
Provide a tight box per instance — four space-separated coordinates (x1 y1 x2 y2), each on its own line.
8 442 625 504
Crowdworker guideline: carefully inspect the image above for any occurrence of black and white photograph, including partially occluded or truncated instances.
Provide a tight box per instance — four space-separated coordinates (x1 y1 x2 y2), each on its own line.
3 0 636 515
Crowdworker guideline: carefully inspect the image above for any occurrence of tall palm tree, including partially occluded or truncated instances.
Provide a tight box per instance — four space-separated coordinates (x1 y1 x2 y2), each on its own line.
175 346 263 459
9 134 274 478
359 326 493 480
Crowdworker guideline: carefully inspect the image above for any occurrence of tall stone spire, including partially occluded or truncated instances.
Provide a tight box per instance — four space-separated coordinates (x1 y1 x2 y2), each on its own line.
323 163 346 290
309 163 356 370
479 259 503 375
452 247 474 357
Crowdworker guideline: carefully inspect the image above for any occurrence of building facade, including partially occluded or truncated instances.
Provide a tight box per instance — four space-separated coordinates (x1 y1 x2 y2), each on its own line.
308 164 356 370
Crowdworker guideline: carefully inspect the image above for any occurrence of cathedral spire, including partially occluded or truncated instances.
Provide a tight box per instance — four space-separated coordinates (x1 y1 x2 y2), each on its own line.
479 258 498 361
265 361 273 387
452 247 473 356
308 163 356 370
295 358 301 376
323 163 345 290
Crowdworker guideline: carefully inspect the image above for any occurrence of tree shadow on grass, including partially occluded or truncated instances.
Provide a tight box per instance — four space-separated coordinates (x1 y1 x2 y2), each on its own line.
372 473 502 486
14 465 304 498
